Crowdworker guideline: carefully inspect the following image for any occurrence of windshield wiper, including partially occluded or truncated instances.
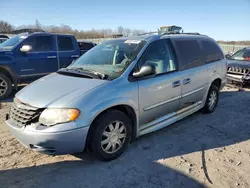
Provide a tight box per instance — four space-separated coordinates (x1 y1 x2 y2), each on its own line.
58 67 108 79
68 67 108 79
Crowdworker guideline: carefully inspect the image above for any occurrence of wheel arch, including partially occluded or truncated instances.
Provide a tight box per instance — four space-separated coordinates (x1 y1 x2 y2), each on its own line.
85 103 139 151
211 78 222 89
0 66 18 87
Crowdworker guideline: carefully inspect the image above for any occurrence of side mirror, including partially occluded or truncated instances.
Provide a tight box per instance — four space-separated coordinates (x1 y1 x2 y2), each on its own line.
225 54 232 59
20 45 32 52
133 63 156 78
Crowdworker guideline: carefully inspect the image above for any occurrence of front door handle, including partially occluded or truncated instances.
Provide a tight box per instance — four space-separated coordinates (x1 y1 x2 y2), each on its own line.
172 80 181 88
183 78 191 85
47 56 56 59
71 55 79 58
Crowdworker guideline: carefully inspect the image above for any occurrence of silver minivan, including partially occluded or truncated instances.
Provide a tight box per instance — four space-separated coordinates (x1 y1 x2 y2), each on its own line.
5 33 227 161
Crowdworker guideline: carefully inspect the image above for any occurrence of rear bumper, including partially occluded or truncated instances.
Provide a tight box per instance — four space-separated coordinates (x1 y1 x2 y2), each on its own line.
5 119 89 155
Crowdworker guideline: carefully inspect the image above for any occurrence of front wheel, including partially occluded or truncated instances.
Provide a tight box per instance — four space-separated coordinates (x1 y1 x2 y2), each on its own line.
201 85 219 113
0 73 12 100
88 110 132 161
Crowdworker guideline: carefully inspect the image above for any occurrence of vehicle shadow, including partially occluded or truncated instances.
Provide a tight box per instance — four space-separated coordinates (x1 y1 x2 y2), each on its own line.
0 90 249 188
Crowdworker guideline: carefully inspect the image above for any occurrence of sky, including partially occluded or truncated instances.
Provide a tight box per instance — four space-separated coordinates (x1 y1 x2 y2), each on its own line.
0 0 249 41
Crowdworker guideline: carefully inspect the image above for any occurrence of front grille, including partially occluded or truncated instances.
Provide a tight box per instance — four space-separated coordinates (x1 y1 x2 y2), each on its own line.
227 66 250 75
9 99 42 128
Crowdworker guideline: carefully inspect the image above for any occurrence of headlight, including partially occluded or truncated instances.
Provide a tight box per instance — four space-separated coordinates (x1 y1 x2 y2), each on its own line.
39 108 80 126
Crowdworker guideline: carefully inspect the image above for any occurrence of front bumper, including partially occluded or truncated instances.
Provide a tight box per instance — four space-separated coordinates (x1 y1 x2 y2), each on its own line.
226 73 250 85
5 119 89 155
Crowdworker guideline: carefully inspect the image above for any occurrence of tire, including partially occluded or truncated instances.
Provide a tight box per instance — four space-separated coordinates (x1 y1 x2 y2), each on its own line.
88 110 132 161
201 85 219 114
0 73 12 100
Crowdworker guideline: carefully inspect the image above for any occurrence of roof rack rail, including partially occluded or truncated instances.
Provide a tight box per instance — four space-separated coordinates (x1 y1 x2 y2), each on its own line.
137 31 158 36
161 32 200 36
183 32 200 35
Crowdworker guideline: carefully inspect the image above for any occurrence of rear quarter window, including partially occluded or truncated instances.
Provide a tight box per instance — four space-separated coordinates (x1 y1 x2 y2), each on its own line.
202 40 224 63
173 39 202 70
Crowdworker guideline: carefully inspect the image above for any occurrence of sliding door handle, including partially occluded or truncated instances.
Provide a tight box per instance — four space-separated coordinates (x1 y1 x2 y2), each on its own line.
172 80 181 88
183 78 191 85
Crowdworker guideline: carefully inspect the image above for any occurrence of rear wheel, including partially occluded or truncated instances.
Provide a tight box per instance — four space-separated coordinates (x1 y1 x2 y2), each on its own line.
88 110 132 161
201 85 219 113
0 73 12 100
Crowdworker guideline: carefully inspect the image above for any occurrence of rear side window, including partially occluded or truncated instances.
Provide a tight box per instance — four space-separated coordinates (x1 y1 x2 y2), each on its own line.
23 36 53 52
57 36 74 51
174 39 202 70
202 40 224 63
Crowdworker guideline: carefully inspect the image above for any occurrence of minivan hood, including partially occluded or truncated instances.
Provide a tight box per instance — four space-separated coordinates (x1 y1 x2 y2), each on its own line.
16 73 108 108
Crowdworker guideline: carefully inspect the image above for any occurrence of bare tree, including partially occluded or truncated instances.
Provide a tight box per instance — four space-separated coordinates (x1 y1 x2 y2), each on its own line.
117 26 124 35
123 28 132 36
0 20 13 33
0 20 150 39
131 29 146 36
35 19 42 29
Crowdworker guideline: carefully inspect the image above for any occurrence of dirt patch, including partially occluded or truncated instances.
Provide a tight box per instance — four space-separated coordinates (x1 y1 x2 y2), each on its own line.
0 86 250 188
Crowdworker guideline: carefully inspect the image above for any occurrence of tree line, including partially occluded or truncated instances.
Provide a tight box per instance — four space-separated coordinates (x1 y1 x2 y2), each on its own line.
0 20 147 38
0 20 249 44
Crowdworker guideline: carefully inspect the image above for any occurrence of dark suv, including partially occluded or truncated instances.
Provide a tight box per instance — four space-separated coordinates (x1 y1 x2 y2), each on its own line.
226 47 250 85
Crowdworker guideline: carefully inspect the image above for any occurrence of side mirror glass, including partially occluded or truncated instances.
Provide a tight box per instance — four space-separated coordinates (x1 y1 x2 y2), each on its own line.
225 54 232 59
133 63 156 78
20 45 32 52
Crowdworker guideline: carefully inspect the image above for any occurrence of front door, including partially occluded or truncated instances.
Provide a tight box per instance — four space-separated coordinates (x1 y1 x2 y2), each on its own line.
137 39 181 126
18 35 57 80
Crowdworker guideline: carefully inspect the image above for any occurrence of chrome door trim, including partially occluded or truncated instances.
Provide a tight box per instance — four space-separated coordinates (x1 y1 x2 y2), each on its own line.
21 69 35 72
143 96 181 111
182 87 204 98
139 101 203 136
19 72 52 77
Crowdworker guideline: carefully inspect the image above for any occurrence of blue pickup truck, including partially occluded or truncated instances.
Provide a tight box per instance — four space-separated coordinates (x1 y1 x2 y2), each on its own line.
0 32 95 99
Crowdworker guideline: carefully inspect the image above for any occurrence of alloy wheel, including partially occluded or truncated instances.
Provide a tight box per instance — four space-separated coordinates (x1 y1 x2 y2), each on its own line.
101 121 127 154
208 91 217 110
0 78 8 97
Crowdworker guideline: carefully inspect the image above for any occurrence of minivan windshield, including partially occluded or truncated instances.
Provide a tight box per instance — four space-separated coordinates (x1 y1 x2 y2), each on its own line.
69 39 146 79
0 34 28 50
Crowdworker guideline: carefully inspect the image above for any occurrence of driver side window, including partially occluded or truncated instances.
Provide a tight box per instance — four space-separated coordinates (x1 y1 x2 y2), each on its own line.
22 36 53 52
138 39 176 75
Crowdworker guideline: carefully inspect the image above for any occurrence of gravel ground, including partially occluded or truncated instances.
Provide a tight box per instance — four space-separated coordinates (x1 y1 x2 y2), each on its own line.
0 86 250 188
